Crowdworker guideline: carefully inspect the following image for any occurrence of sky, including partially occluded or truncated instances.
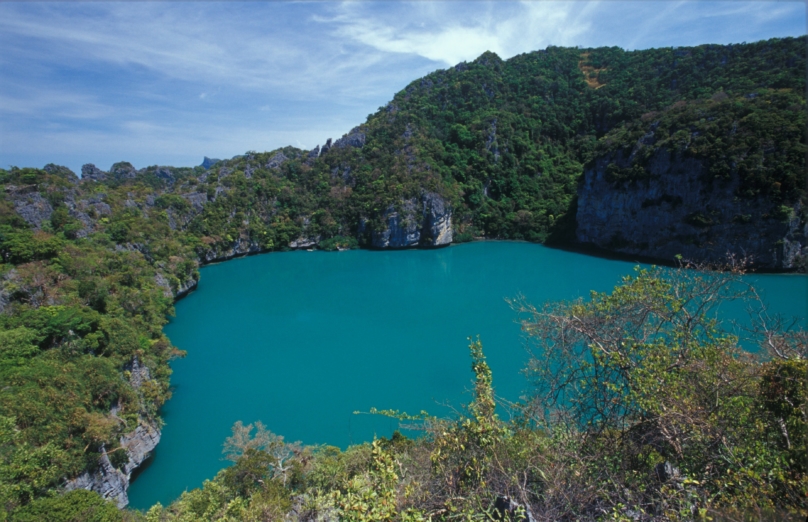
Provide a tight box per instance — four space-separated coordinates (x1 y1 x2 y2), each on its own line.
0 1 805 176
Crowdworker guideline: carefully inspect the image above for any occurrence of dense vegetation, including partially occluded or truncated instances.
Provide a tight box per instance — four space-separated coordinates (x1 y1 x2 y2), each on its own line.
0 37 806 520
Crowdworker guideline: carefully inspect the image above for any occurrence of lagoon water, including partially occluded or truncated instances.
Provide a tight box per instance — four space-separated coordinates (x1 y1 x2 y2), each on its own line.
127 242 807 509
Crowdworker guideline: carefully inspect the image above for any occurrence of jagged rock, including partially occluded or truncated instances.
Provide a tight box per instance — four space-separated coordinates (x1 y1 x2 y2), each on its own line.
153 272 174 299
333 127 366 149
110 162 137 181
266 152 289 169
165 193 206 231
320 138 332 156
155 271 198 299
199 236 263 263
175 277 198 298
64 447 128 507
182 192 208 213
201 157 221 169
373 199 420 248
67 211 94 238
152 167 175 184
372 192 452 248
81 164 107 182
290 237 318 249
126 355 151 390
576 148 808 269
422 192 453 246
3 184 37 196
64 356 161 508
119 421 160 478
64 419 161 508
77 194 111 217
11 192 53 229
306 145 320 164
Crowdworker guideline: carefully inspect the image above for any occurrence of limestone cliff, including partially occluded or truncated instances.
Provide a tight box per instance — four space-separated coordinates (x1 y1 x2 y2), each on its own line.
576 148 807 269
64 357 161 508
371 192 453 248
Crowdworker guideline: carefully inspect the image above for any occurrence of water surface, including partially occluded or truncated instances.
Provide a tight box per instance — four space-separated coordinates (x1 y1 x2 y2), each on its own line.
127 242 806 508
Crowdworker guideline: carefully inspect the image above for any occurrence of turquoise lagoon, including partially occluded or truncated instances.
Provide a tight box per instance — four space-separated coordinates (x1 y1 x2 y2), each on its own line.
127 242 807 508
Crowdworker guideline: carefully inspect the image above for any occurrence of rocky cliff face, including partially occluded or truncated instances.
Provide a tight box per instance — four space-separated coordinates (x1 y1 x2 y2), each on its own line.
203 237 262 262
63 421 161 508
371 192 453 248
64 357 161 508
576 149 807 269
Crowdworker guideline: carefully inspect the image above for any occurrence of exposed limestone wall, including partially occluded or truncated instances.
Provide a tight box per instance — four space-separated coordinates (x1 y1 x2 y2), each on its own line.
63 357 161 508
371 192 453 248
576 149 807 270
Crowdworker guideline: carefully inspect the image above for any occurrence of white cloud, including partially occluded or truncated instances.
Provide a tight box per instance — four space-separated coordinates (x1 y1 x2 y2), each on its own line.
323 1 594 66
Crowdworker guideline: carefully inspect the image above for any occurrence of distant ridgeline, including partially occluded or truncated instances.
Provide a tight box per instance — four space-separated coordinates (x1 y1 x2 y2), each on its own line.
0 36 806 516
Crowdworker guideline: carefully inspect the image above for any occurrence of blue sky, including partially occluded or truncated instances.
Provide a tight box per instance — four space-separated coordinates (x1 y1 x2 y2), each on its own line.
0 1 805 176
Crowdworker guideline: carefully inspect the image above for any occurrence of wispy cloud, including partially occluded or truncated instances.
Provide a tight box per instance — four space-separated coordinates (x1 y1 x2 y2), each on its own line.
0 2 399 102
322 1 593 66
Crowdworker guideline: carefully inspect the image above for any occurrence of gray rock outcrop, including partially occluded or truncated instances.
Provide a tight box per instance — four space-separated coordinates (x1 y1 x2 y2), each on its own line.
290 237 319 249
266 152 289 169
63 420 161 508
64 356 161 508
372 192 453 248
182 192 209 213
198 235 263 263
81 164 108 182
333 126 366 149
576 148 808 269
110 162 137 182
154 271 198 299
174 276 198 298
10 191 53 229
320 138 332 155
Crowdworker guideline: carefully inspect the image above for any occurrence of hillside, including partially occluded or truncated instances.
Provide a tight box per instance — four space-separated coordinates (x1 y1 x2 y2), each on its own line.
0 36 806 520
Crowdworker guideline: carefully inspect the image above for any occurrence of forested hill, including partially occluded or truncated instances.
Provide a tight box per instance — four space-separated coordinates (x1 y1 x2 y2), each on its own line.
0 36 806 519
